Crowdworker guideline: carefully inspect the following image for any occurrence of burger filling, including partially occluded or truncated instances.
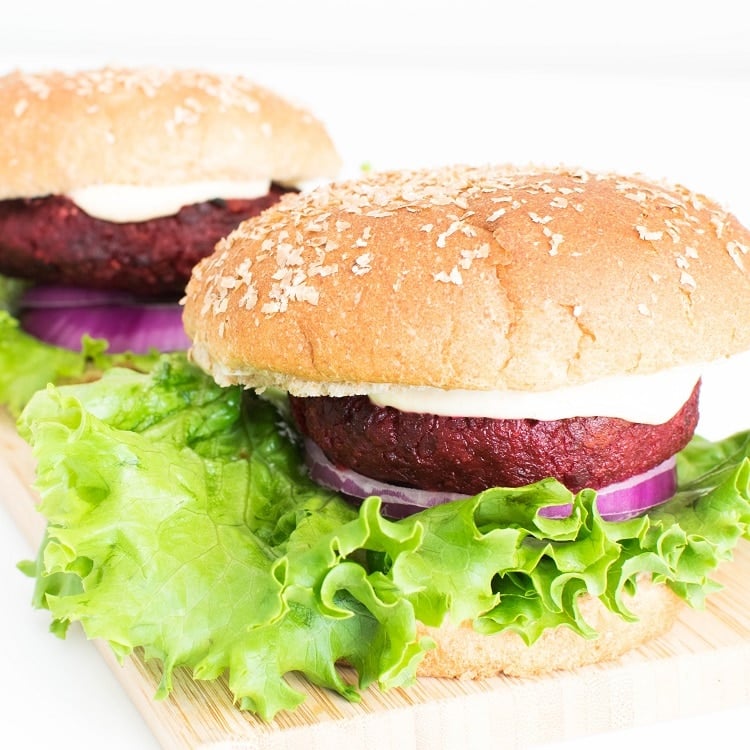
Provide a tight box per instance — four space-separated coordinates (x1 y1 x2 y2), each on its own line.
289 382 700 518
0 186 290 296
290 384 699 495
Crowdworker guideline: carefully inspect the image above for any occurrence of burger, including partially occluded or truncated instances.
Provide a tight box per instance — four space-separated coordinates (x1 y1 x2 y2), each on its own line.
0 66 340 412
18 164 750 720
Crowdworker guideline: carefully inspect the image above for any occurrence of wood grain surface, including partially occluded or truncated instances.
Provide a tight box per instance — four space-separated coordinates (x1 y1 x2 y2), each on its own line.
2 411 748 749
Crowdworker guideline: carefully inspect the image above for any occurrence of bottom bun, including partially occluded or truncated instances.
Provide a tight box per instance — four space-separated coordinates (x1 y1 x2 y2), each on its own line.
415 577 683 679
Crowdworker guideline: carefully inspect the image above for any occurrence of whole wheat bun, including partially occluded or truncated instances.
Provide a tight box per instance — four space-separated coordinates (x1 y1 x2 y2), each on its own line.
415 577 683 680
0 67 341 198
183 164 750 396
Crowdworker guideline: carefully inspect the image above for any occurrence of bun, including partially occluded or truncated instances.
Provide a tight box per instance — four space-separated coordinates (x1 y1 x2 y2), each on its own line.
415 577 682 679
183 164 750 395
0 67 341 198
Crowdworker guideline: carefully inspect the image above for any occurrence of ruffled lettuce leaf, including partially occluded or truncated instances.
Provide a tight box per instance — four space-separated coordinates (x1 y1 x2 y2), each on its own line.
18 355 750 720
0 311 158 416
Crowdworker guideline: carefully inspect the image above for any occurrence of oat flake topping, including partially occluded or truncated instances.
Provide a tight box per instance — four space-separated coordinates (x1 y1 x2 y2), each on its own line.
190 164 748 332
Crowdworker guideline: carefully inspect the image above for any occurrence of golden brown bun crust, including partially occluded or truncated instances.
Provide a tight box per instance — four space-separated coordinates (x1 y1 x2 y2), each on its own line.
0 67 341 198
183 164 750 394
416 577 683 679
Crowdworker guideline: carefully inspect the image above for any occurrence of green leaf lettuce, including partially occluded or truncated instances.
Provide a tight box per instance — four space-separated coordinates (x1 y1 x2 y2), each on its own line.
0 310 159 416
17 354 750 720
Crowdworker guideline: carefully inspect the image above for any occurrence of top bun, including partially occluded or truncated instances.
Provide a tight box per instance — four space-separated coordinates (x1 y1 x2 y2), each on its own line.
183 164 750 395
0 67 341 198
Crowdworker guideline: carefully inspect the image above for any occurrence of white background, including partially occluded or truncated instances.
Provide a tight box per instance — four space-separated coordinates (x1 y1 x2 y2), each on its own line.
1 1 750 747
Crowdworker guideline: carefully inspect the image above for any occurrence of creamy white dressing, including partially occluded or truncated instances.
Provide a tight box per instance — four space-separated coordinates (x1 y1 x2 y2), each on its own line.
368 365 704 425
68 179 271 222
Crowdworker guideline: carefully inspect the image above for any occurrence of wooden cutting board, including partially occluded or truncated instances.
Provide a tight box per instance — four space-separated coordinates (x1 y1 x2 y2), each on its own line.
2 410 749 749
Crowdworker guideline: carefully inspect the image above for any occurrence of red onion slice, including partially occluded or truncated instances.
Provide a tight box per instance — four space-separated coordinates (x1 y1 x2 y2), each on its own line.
303 439 678 521
538 456 677 521
19 285 190 354
304 440 467 518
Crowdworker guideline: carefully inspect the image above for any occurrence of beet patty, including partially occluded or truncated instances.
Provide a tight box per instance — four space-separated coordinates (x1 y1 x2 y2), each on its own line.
289 384 700 494
0 186 290 297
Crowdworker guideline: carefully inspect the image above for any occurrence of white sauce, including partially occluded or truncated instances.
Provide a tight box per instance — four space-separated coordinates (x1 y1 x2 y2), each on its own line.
68 180 271 222
368 365 704 425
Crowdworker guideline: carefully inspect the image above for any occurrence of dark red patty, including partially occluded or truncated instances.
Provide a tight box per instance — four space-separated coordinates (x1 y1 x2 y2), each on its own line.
289 383 700 494
0 185 290 297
